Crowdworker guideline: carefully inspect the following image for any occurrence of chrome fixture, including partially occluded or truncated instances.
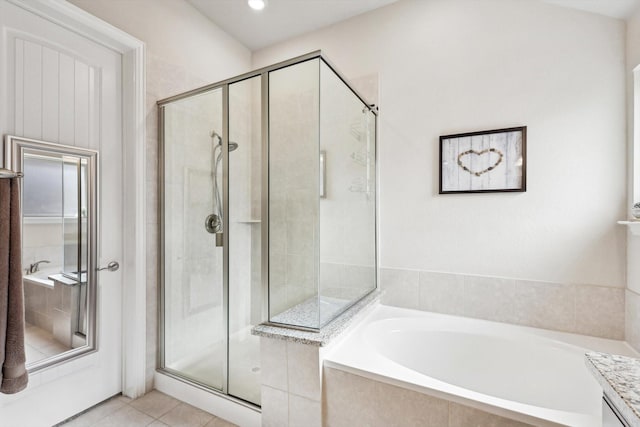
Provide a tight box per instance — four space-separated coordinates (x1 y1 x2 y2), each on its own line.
97 261 119 272
211 130 239 151
0 167 23 179
209 130 239 246
26 259 50 274
205 213 222 234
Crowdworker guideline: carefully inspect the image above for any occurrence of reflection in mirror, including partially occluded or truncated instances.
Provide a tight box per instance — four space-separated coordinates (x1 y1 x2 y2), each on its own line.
5 136 97 371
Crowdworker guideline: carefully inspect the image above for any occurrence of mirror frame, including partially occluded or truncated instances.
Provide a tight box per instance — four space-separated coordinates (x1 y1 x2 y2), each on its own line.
4 135 98 372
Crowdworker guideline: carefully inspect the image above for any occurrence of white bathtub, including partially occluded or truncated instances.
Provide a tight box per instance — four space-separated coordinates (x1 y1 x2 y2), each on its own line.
323 305 639 427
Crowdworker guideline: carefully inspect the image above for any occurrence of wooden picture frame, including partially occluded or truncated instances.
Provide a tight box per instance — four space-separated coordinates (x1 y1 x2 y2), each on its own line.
439 126 526 194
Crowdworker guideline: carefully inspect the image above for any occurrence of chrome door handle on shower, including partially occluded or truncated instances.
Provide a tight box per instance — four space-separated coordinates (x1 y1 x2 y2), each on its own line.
97 261 119 272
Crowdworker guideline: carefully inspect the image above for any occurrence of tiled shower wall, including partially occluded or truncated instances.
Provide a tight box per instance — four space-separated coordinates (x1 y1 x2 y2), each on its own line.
268 60 320 317
318 67 377 303
380 268 625 340
626 232 640 351
162 88 225 368
22 222 64 272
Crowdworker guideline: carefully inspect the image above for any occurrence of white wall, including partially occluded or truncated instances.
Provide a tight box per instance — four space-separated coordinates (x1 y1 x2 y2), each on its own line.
254 0 627 288
69 0 249 87
69 0 252 390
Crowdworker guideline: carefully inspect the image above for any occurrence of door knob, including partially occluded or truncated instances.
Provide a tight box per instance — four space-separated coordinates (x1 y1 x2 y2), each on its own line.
97 261 119 272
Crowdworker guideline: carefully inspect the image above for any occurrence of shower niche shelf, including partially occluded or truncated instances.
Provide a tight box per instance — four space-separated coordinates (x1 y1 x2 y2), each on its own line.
618 220 640 236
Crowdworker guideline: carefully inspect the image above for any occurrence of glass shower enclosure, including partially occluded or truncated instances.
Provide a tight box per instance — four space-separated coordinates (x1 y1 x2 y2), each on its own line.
158 51 377 407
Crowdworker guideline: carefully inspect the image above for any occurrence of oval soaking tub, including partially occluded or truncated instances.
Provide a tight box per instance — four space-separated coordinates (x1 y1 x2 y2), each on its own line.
323 305 638 427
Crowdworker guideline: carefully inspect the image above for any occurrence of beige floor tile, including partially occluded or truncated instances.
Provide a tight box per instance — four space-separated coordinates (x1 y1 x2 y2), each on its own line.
117 395 134 404
93 406 154 427
148 421 170 427
159 403 214 427
25 343 46 364
61 397 128 426
130 390 181 418
204 417 238 427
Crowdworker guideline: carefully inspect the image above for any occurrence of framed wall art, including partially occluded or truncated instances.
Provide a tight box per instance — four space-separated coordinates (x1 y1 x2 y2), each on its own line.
439 126 526 194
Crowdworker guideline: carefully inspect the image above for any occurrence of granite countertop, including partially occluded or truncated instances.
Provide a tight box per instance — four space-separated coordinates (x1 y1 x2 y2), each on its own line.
251 290 381 346
586 351 640 426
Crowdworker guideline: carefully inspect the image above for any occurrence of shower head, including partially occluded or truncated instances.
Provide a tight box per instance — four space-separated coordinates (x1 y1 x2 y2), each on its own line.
210 130 239 152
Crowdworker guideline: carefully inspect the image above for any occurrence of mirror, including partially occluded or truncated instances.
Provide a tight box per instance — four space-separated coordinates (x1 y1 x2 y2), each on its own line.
5 135 97 371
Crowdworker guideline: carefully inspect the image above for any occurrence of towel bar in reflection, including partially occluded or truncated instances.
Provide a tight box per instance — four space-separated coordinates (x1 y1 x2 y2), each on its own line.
0 168 23 179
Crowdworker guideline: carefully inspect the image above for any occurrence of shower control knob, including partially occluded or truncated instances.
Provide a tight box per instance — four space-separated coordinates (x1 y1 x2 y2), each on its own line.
97 261 120 272
205 214 222 234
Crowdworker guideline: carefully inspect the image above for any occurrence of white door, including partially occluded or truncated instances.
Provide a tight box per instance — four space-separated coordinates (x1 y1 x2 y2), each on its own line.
0 1 123 425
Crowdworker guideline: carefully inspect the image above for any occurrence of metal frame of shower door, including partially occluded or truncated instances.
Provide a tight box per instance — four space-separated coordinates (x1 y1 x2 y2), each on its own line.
156 92 233 395
157 104 166 372
261 71 270 323
155 85 239 403
221 84 230 395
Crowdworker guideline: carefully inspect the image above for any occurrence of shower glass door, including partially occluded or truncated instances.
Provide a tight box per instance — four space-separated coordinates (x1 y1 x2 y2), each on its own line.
161 88 226 391
160 79 263 406
228 76 262 404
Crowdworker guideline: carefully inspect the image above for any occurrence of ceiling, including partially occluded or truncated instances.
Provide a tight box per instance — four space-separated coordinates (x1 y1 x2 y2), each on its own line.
541 0 640 19
188 0 640 52
187 0 398 50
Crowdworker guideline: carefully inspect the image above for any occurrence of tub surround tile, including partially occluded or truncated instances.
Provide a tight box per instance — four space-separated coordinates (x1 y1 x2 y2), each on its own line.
575 286 625 339
380 268 419 309
261 385 289 427
381 267 625 340
258 292 381 427
626 290 640 352
375 380 449 427
513 281 575 332
260 338 288 391
260 339 323 427
287 342 321 400
448 403 534 427
252 290 381 346
323 368 378 427
323 367 533 427
289 394 321 427
586 352 640 427
464 275 517 324
418 271 465 316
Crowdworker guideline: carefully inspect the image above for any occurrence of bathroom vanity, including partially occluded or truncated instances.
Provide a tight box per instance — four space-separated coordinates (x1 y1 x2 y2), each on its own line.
586 352 640 427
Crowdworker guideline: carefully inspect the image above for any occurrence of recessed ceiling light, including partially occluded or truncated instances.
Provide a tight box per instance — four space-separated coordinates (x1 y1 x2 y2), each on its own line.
248 0 266 11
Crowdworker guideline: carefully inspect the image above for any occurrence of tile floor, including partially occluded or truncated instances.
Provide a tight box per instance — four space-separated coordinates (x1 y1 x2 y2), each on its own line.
25 323 71 364
58 390 238 427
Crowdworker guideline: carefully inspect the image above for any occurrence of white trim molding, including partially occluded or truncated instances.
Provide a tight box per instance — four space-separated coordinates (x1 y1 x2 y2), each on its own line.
632 65 640 207
618 221 640 236
9 0 148 398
